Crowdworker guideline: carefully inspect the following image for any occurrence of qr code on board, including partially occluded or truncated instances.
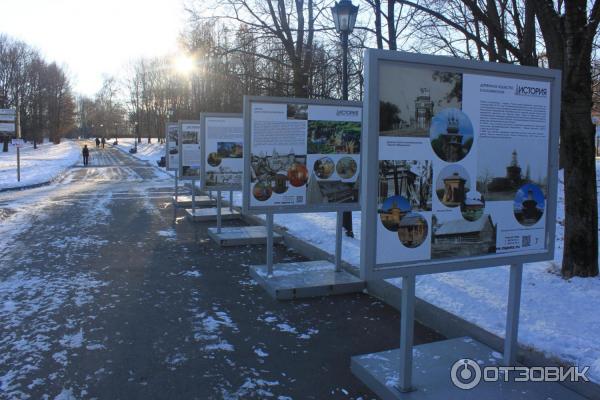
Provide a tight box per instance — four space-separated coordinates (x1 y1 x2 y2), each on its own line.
522 235 531 247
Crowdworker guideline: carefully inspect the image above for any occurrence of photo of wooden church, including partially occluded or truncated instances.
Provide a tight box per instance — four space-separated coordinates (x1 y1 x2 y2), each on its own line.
431 214 497 259
379 160 432 211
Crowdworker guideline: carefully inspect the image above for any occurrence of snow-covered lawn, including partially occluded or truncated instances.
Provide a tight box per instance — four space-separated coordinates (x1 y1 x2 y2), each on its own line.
0 140 81 190
114 138 167 168
116 140 600 383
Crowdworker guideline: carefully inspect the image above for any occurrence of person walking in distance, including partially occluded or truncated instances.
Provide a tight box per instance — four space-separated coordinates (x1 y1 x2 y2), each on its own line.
95 137 100 148
101 137 106 149
82 144 90 166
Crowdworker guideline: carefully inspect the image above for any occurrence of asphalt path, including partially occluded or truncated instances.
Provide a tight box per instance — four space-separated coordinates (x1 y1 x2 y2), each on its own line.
0 141 443 399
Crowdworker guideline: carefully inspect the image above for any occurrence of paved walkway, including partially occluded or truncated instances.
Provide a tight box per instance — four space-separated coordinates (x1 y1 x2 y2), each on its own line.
0 142 443 399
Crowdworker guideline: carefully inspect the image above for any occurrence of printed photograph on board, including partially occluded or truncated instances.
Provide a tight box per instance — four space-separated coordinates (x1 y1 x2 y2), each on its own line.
379 64 462 137
430 108 474 162
307 121 361 154
431 213 497 259
435 164 471 208
477 143 547 201
398 212 428 248
217 142 243 158
513 183 545 226
287 104 308 120
379 160 432 211
250 150 308 197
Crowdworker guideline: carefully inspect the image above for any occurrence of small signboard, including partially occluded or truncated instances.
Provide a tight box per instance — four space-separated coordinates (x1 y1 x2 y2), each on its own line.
11 138 24 148
243 96 363 214
178 120 202 180
0 122 15 133
200 113 243 191
0 109 16 122
165 122 179 171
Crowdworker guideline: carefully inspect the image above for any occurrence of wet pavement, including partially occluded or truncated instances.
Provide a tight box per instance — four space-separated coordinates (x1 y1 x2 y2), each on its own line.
0 142 443 399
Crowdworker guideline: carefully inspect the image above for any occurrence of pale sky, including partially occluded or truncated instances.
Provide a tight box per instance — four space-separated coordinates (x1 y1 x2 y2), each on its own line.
2 0 188 96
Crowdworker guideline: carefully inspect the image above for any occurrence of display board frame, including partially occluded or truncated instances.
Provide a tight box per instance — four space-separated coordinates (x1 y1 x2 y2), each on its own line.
199 112 243 191
360 50 561 280
178 120 203 181
165 122 179 171
243 96 363 214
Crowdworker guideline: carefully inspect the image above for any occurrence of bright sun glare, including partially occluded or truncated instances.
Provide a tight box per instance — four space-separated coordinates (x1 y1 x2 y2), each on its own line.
174 55 195 74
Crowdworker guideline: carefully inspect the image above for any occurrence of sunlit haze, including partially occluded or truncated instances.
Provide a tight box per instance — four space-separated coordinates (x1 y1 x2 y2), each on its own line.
2 0 187 96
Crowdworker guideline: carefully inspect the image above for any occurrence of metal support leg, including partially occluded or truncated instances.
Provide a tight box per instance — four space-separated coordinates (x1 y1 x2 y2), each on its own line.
192 180 196 215
398 275 415 393
174 171 178 202
229 191 233 212
216 190 222 234
266 212 274 277
335 211 343 272
504 263 523 366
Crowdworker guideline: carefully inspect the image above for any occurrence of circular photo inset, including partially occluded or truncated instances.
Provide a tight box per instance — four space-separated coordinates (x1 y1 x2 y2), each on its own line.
379 195 411 232
253 181 272 202
272 173 288 194
430 108 474 162
287 162 309 187
461 190 485 222
514 183 545 226
436 164 470 208
336 157 358 179
207 152 222 167
398 212 428 248
313 157 335 179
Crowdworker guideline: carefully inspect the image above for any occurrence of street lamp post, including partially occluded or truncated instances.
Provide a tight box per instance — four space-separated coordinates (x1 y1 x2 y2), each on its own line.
331 0 359 237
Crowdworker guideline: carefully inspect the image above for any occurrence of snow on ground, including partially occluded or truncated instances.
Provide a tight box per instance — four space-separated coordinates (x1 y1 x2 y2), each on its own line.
115 138 167 169
26 138 599 383
0 140 81 190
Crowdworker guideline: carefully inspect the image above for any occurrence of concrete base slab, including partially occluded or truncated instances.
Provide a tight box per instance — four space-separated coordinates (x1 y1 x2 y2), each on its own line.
185 208 240 222
351 337 585 400
173 195 215 207
207 226 283 246
249 260 365 300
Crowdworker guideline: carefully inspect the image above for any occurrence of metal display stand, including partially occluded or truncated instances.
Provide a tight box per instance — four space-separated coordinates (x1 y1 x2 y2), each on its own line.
351 264 584 400
243 96 365 300
352 50 573 399
248 209 363 300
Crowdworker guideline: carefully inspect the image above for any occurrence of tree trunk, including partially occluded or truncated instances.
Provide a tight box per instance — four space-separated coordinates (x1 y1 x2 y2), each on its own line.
561 69 599 278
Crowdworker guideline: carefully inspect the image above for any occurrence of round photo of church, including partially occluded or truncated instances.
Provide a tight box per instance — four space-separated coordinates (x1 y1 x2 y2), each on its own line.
208 152 222 167
287 162 309 187
398 212 428 248
435 164 470 208
313 157 335 179
430 108 474 163
513 183 545 226
461 190 485 221
253 181 273 202
378 195 411 231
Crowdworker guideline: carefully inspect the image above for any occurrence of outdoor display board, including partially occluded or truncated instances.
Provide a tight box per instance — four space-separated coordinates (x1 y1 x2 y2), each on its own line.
165 122 179 171
178 120 202 180
243 96 362 214
361 50 561 279
200 113 243 191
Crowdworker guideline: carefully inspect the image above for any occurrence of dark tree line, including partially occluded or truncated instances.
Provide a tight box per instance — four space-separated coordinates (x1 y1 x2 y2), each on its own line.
0 34 76 150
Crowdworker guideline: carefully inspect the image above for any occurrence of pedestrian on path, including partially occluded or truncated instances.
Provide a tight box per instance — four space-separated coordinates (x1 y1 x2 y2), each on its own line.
101 137 106 149
96 137 100 148
82 145 90 166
